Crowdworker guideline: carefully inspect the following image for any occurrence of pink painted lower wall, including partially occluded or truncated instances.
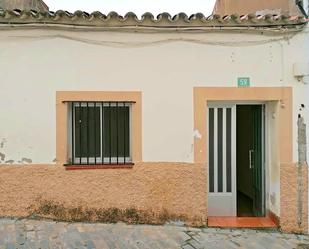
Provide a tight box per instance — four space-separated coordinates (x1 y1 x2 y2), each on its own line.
0 163 208 226
280 163 308 233
0 162 307 233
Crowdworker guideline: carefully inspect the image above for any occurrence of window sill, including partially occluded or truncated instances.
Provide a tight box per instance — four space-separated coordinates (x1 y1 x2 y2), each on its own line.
64 163 134 170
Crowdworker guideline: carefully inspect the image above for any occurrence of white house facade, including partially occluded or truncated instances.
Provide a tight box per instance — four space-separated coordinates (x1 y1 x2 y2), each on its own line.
0 8 308 233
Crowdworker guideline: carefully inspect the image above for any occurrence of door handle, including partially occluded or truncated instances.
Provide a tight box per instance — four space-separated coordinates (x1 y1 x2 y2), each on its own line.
249 150 254 169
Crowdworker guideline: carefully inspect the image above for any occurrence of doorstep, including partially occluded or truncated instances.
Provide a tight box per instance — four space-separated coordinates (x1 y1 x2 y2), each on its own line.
208 217 277 229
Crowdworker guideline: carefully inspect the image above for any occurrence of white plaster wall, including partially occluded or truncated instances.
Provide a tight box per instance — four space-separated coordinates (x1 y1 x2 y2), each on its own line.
0 27 308 164
266 101 280 216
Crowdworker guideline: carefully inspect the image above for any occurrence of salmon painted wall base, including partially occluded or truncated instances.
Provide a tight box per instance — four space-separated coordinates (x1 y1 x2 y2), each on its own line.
280 163 308 234
0 163 207 226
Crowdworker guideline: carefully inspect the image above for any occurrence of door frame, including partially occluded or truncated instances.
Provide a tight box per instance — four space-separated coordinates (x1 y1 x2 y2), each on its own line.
207 101 266 217
194 87 293 225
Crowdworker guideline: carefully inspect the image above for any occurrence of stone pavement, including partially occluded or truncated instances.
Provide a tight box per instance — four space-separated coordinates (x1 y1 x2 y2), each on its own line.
0 218 309 249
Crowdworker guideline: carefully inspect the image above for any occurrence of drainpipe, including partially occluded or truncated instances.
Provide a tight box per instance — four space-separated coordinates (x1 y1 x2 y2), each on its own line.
297 113 307 228
306 79 309 234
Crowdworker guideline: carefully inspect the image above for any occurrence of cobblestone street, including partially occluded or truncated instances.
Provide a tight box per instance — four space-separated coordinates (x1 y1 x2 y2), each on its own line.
0 218 309 249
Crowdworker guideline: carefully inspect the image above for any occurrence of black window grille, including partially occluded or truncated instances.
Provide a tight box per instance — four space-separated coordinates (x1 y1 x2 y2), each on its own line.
68 101 134 165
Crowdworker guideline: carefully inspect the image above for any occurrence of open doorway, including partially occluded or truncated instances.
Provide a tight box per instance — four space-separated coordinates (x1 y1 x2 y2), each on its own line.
207 103 266 218
236 105 265 217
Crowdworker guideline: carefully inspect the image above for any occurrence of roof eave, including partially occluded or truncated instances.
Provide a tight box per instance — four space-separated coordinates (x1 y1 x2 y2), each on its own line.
0 10 306 32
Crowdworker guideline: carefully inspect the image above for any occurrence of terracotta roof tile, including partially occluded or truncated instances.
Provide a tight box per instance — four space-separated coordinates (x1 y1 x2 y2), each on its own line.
0 9 307 30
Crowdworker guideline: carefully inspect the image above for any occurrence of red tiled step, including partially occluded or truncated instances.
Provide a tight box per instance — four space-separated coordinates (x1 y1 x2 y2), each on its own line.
208 217 277 228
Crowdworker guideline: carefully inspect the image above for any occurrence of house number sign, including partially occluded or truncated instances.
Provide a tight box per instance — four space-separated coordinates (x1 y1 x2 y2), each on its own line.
237 77 250 87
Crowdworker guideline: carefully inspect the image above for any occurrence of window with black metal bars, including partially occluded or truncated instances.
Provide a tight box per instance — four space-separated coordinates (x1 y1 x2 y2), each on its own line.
68 101 134 165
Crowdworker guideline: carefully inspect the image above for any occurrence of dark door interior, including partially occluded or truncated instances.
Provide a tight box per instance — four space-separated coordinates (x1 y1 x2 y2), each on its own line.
236 105 264 217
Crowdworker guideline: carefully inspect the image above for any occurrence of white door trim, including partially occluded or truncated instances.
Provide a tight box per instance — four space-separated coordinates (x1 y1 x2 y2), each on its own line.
207 104 237 216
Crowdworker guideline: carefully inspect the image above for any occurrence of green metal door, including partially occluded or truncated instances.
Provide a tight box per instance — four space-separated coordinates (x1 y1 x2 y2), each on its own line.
251 105 264 217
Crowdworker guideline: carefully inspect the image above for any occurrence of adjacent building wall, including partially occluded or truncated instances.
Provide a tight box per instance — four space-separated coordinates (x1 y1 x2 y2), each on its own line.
0 0 49 11
213 0 303 15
